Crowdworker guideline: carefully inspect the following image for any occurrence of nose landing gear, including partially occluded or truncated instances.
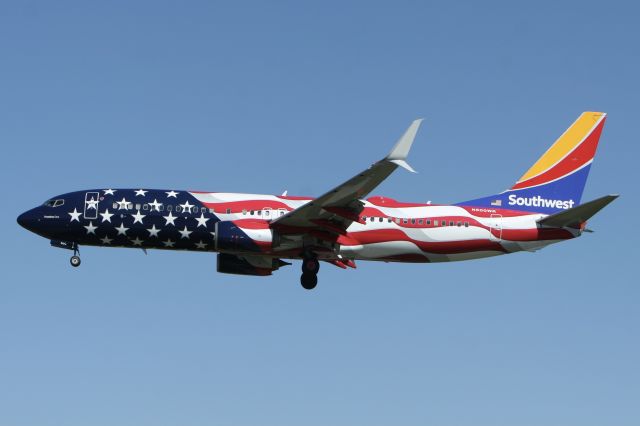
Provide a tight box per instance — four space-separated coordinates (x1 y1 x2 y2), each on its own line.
50 240 81 267
300 256 320 290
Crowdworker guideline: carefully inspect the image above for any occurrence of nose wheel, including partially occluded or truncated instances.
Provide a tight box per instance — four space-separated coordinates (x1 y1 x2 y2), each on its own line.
70 255 81 267
300 256 320 290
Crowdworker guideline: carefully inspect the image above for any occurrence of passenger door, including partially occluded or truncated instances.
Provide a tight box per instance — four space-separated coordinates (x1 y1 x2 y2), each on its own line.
488 214 502 241
83 191 100 219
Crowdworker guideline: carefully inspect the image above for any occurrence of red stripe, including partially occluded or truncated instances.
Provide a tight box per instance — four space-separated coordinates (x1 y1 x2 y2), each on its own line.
512 118 605 190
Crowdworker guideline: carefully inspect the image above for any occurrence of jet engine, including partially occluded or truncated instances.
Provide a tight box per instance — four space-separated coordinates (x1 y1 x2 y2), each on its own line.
214 220 278 252
217 253 290 276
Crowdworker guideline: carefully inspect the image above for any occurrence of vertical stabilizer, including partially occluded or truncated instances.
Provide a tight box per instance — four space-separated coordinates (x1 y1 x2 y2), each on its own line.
459 112 607 214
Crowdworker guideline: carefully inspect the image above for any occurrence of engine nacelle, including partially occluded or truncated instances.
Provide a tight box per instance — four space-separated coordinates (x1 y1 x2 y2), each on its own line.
214 220 277 253
217 253 288 276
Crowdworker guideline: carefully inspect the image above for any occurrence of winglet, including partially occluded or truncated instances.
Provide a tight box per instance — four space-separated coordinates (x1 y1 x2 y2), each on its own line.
386 118 423 172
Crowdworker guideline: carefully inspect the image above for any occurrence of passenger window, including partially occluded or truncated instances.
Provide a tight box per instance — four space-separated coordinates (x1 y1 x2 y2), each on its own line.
256 210 261 215
418 219 423 225
192 207 199 214
112 202 118 209
362 216 367 221
370 217 375 222
434 220 438 226
395 218 401 224
464 222 469 227
441 221 446 227
403 219 408 224
143 204 149 210
387 218 392 223
127 203 133 210
427 219 431 225
135 203 141 210
250 210 254 215
411 219 416 224
201 207 207 213
457 221 462 227
176 206 182 213
379 217 383 222
450 221 454 226
158 205 164 211
167 205 173 211
242 209 247 215
209 208 215 213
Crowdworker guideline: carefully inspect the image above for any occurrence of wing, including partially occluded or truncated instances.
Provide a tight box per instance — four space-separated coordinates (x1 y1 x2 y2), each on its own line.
271 119 423 241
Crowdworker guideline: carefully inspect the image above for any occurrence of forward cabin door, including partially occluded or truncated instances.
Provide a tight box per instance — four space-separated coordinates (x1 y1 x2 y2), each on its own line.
489 214 502 242
83 191 100 220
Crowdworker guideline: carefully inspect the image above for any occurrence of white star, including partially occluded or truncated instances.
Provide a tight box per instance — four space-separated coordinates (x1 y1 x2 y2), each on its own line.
131 236 144 246
149 199 163 211
147 224 160 237
164 211 177 226
179 200 194 213
68 208 81 222
103 189 116 195
100 208 114 223
163 238 175 248
165 190 179 198
100 235 113 245
195 213 209 228
86 197 98 210
116 197 129 210
131 210 146 224
84 221 97 234
115 223 129 236
134 189 148 196
179 226 192 239
195 240 207 249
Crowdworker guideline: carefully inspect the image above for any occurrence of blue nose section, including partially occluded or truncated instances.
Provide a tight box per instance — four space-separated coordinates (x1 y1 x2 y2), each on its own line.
17 208 40 233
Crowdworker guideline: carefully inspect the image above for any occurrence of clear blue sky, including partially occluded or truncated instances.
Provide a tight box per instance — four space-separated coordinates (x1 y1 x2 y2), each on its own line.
1 1 638 425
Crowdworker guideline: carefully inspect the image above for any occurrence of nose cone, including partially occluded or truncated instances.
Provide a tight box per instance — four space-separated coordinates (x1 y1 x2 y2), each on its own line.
17 208 40 233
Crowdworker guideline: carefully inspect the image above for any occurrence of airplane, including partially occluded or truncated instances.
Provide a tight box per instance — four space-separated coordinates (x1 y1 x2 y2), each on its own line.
17 112 617 290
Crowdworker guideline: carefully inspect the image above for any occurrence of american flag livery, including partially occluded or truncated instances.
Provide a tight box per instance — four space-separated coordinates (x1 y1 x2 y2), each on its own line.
18 113 618 289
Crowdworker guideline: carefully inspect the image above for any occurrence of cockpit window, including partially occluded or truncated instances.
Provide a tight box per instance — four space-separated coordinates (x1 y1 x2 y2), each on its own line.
43 199 65 207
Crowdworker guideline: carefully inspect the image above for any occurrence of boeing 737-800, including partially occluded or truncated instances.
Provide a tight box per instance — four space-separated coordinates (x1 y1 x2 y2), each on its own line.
18 112 617 289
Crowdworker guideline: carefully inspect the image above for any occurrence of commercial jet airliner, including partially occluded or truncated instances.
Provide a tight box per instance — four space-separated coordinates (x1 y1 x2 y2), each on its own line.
18 112 617 289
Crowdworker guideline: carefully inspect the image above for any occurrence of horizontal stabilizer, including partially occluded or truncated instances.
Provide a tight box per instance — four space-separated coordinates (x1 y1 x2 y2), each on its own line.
537 194 619 228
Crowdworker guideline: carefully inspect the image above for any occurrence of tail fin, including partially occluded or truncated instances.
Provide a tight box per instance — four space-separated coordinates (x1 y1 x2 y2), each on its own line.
459 112 607 214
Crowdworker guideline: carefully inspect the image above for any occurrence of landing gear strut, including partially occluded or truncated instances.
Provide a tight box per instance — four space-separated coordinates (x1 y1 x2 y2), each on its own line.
300 256 320 290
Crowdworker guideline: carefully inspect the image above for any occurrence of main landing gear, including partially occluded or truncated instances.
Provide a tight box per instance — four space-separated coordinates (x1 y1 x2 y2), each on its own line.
300 256 320 290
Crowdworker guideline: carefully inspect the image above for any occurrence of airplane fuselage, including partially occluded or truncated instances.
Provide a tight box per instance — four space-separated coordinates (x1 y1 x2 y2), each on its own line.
18 188 577 266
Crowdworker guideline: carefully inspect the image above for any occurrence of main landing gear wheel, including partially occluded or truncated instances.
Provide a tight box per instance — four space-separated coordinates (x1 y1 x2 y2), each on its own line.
301 258 320 274
70 255 81 267
300 256 320 290
300 272 318 290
